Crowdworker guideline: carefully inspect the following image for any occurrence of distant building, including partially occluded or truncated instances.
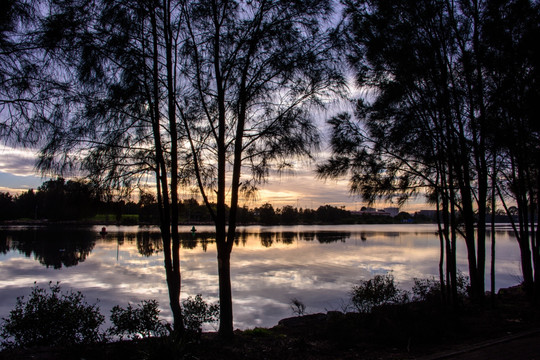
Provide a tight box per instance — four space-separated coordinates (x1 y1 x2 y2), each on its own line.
351 208 392 217
417 210 437 219
383 207 400 217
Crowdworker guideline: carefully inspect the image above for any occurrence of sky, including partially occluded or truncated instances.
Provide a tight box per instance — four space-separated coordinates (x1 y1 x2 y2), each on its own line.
0 143 430 212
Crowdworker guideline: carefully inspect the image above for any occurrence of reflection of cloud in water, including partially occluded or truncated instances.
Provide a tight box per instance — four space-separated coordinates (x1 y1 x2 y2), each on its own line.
0 225 523 330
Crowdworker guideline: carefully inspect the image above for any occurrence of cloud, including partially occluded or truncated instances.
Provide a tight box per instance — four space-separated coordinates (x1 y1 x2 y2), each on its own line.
0 144 432 211
0 146 38 176
0 146 43 193
251 165 355 208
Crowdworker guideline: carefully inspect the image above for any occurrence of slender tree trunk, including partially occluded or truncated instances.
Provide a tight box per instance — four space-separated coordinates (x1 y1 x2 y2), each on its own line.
472 0 488 305
217 244 233 337
490 156 497 304
435 185 447 305
149 2 183 332
535 169 540 303
457 156 481 300
448 168 459 306
211 0 235 338
516 162 535 297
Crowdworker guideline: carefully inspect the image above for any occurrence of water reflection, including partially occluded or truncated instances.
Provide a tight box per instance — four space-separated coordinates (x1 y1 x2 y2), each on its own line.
136 232 163 257
0 224 524 331
0 228 95 269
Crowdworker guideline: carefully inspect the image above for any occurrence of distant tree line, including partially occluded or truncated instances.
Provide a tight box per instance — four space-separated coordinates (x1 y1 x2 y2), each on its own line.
0 178 101 221
0 178 430 225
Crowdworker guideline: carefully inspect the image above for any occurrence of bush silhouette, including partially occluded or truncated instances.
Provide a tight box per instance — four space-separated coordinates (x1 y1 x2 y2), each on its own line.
109 300 168 340
351 274 408 313
1 282 104 349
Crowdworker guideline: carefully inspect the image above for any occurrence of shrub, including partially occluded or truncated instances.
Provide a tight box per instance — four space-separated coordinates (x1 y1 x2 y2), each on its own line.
109 300 168 340
413 272 470 303
290 298 306 316
412 277 442 302
350 274 408 313
182 294 219 334
0 282 104 349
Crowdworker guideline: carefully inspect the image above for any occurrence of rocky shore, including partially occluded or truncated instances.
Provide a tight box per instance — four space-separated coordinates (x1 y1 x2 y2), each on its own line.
1 285 539 360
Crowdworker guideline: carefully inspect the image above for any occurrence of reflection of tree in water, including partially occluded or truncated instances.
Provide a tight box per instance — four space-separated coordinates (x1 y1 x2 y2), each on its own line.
5 228 95 269
274 231 350 244
315 232 350 243
255 231 351 247
0 233 11 254
133 230 354 252
181 234 198 250
299 232 316 242
278 232 297 244
260 232 274 247
136 232 163 257
238 231 248 246
181 232 215 252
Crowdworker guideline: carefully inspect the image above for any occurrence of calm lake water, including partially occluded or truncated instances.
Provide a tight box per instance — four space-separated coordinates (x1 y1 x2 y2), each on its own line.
0 224 523 330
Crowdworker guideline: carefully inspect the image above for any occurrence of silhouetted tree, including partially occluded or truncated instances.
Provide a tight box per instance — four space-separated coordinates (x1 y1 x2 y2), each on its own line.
33 178 98 220
181 0 345 337
14 189 37 219
280 205 299 225
319 0 510 304
25 0 187 332
258 203 278 225
315 205 350 224
482 0 540 299
0 0 70 146
0 192 15 220
138 192 159 224
237 205 256 224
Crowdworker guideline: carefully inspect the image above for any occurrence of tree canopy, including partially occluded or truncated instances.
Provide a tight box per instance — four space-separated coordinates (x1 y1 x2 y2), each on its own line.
319 0 540 303
1 0 345 337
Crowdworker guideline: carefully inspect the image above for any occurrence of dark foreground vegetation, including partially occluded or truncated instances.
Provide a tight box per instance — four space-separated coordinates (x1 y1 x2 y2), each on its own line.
1 278 539 360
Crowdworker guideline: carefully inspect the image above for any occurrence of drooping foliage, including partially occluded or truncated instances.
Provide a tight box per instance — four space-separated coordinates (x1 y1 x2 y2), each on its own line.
320 0 540 303
0 0 72 147
1 0 346 338
28 0 188 332
179 0 345 337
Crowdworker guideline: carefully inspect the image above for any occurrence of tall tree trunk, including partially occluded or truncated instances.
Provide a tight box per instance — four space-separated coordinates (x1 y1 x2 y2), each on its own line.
435 186 447 306
516 161 535 297
535 168 540 303
211 0 235 338
217 243 233 338
490 156 497 304
149 1 183 333
163 0 183 332
449 177 459 306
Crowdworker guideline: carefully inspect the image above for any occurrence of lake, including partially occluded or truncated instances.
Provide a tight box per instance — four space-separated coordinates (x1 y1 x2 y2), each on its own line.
0 224 523 330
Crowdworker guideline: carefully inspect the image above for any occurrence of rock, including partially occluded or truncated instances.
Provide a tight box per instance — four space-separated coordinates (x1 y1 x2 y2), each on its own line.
277 313 327 328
